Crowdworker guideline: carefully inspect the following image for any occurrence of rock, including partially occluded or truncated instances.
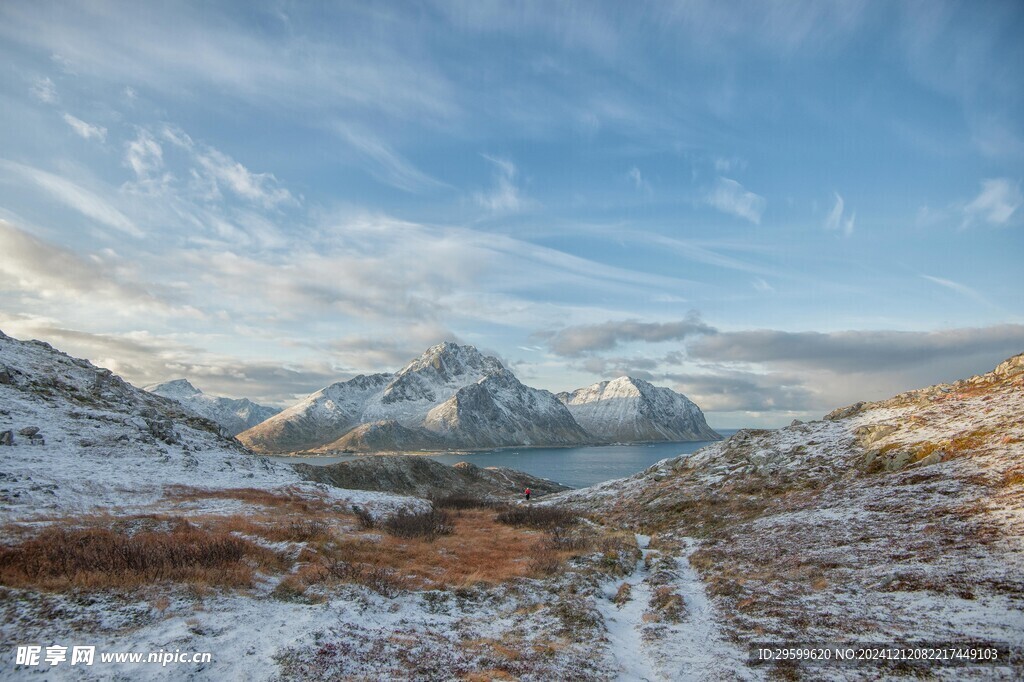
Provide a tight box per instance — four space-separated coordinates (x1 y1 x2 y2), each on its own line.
18 426 40 437
916 451 944 467
825 401 866 421
790 419 804 426
854 424 898 447
0 366 13 385
887 451 914 471
0 430 13 446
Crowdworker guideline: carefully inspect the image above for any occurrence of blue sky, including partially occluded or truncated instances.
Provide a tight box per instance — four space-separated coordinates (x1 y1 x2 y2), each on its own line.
1 1 1022 427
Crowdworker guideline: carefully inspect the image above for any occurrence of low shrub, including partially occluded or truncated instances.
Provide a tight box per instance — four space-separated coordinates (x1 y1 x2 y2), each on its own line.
0 522 279 589
382 508 454 541
430 494 496 510
495 505 580 530
351 505 375 530
327 559 404 597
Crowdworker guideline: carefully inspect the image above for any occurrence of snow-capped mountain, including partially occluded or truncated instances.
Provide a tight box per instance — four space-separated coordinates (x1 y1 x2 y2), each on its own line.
145 378 281 436
557 376 720 443
238 342 589 453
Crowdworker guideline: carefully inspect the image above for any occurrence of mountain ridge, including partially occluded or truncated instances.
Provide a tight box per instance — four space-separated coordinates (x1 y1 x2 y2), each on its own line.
145 378 281 437
239 343 720 454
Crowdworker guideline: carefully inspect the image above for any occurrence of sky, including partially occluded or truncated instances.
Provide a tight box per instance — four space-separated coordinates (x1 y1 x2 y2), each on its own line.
0 0 1022 428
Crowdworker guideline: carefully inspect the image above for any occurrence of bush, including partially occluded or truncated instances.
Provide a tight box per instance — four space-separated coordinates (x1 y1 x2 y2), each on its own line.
283 519 330 542
382 508 454 541
0 523 277 589
351 505 375 530
327 559 403 597
495 505 580 531
429 494 496 510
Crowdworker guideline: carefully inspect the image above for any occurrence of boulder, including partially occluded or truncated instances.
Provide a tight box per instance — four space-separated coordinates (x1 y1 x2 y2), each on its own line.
18 426 40 437
0 430 13 446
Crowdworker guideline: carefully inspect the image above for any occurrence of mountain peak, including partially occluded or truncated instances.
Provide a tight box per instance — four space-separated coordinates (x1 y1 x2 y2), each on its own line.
398 342 504 379
145 378 201 398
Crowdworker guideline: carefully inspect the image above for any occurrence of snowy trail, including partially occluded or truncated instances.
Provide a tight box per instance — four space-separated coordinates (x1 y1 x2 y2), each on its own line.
595 534 759 682
595 533 661 681
661 538 759 681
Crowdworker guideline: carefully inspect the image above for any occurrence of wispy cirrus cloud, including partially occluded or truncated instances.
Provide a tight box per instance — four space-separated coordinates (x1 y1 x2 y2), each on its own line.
475 155 527 213
961 178 1022 227
0 160 141 237
334 125 447 194
824 192 855 236
62 113 106 141
704 176 765 224
29 76 56 103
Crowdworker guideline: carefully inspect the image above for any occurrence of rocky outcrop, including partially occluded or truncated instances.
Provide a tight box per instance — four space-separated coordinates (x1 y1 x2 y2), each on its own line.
557 376 720 443
293 455 569 499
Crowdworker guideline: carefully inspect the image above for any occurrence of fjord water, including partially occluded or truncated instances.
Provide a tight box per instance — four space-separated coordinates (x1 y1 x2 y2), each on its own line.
272 430 737 489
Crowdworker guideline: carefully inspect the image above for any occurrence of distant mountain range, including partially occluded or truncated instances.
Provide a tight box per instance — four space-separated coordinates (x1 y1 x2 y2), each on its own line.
145 379 280 437
234 342 719 454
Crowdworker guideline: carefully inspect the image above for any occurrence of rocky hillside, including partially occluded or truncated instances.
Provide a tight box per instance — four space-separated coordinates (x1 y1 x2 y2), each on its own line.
294 455 569 499
145 378 280 436
0 330 301 518
239 343 588 453
557 376 720 443
556 354 1024 678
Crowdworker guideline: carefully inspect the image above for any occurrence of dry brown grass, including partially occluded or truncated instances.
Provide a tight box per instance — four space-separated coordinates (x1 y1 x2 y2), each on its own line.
327 509 575 588
0 521 284 590
1 495 611 595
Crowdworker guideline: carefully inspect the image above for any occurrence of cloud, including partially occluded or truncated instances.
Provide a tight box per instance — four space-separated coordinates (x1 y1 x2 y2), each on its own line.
705 176 765 224
0 220 169 312
665 369 817 412
920 275 996 309
752 277 775 293
193 148 294 208
627 166 651 194
540 314 716 356
962 178 1022 227
0 160 141 237
327 323 461 371
30 76 57 103
334 125 446 193
688 325 1024 373
824 192 855 235
2 4 456 124
124 130 164 178
475 155 526 213
62 113 107 141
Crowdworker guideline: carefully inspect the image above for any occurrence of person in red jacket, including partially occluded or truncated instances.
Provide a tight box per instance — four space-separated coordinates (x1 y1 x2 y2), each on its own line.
524 487 531 501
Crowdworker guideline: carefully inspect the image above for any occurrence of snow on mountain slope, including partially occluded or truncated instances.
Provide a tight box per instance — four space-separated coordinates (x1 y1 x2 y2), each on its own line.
0 330 415 520
423 369 588 449
237 373 393 453
553 354 1024 679
145 378 280 436
557 376 720 443
241 342 588 453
